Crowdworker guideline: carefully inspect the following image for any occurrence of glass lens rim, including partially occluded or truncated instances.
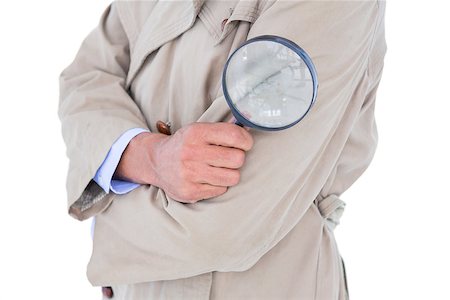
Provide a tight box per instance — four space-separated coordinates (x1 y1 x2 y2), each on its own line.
222 35 319 130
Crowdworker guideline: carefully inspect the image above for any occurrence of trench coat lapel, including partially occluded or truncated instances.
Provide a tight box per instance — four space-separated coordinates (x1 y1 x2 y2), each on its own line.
126 0 206 88
126 0 270 89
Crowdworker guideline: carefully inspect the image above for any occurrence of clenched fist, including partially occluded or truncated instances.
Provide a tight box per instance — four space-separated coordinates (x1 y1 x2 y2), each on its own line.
113 122 254 203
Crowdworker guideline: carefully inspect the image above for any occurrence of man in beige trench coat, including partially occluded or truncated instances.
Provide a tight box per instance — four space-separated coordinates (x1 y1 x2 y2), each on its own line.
58 0 386 299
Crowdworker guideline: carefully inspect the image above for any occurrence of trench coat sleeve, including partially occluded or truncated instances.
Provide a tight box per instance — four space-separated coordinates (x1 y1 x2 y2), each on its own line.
87 1 386 285
58 3 149 221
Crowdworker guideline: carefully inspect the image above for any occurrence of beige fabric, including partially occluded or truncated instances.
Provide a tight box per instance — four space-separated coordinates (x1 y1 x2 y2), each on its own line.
59 0 386 299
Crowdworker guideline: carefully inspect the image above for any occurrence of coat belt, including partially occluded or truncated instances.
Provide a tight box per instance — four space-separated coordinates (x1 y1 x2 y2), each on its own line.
316 194 346 231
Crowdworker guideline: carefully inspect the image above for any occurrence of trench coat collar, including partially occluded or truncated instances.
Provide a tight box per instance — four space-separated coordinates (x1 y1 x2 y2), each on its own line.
126 0 207 88
198 0 267 45
126 0 268 89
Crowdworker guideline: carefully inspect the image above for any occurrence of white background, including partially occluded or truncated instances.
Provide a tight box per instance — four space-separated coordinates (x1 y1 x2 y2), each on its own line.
0 1 448 299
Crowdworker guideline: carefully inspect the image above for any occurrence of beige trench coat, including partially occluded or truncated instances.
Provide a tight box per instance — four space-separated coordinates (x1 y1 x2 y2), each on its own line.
58 0 386 299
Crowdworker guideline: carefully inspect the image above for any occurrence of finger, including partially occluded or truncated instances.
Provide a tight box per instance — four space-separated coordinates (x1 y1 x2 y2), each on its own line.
196 145 245 169
197 122 253 151
196 184 228 200
194 165 241 187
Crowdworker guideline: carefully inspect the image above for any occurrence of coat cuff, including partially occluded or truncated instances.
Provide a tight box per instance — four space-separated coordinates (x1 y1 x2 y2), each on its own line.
93 128 149 194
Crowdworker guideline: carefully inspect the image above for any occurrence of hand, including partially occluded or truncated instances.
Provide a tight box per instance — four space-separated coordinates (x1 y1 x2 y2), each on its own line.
114 122 254 203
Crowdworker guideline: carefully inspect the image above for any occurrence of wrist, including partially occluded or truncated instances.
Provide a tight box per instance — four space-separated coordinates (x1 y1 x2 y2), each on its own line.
137 132 168 186
114 131 167 186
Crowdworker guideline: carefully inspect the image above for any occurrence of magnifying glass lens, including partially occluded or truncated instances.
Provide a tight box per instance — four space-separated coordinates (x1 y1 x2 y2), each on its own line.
223 37 317 130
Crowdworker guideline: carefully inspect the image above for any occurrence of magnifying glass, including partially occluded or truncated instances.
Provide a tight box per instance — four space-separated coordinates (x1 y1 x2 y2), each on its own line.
222 35 318 131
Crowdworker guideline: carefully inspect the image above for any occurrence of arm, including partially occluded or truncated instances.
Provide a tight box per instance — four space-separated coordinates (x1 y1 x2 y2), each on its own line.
58 3 150 220
59 2 251 220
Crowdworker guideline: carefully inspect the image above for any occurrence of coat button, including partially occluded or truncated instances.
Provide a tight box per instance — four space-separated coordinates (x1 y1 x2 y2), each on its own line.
102 287 114 298
156 120 172 135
